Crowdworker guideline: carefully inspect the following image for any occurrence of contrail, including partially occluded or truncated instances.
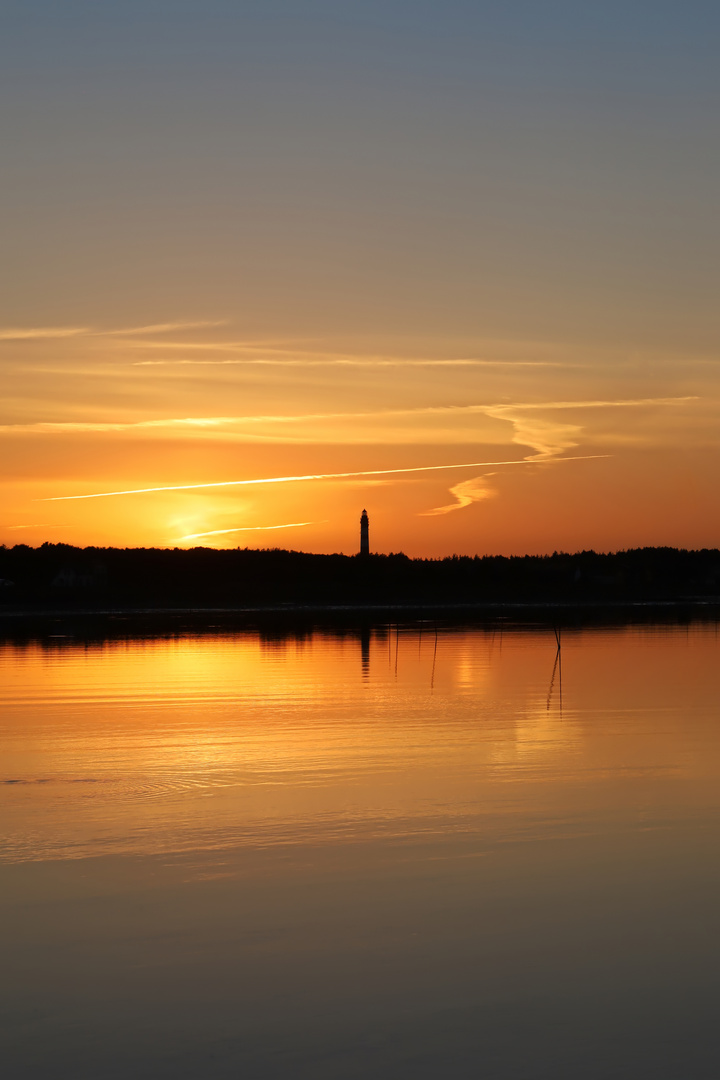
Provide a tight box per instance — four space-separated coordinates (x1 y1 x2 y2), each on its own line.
175 521 316 542
41 455 608 502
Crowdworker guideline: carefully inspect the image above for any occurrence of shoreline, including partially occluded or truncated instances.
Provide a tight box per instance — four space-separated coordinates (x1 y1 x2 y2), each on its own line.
2 598 718 640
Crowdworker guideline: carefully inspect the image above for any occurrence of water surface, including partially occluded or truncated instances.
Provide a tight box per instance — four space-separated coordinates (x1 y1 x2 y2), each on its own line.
1 623 719 1077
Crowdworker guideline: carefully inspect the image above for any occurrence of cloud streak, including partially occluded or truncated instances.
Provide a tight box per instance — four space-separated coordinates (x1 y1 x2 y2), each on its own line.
411 397 697 515
0 320 227 343
420 475 498 516
6 523 71 530
132 357 561 368
121 336 573 366
102 320 228 336
3 396 695 438
0 327 89 341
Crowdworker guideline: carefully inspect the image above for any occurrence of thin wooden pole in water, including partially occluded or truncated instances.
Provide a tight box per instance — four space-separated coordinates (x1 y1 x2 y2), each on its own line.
547 626 563 713
546 647 560 711
430 626 438 690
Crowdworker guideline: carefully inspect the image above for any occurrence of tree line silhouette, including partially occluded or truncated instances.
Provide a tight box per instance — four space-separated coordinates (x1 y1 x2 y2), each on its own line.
1 543 719 610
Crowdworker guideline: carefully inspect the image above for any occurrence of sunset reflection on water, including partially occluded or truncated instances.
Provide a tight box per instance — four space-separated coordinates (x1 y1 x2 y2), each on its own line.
2 623 720 1077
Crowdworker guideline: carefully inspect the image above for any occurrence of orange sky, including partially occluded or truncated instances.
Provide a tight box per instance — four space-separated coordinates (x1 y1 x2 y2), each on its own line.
2 5 719 555
2 327 718 555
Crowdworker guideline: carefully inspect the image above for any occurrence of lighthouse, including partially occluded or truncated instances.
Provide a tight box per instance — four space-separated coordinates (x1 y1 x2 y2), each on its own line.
360 509 369 556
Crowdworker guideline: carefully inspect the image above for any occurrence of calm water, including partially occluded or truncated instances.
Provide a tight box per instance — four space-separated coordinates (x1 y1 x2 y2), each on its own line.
1 623 719 1078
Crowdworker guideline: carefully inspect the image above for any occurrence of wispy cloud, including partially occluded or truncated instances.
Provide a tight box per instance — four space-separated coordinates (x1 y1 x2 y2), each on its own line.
122 336 571 366
0 408 485 436
0 327 89 341
132 356 561 368
490 396 698 412
482 397 698 461
0 417 245 435
0 320 227 343
3 396 695 437
420 475 498 516
102 320 228 337
123 339 314 354
410 398 698 514
6 523 71 530
488 411 581 460
174 521 317 542
40 456 607 502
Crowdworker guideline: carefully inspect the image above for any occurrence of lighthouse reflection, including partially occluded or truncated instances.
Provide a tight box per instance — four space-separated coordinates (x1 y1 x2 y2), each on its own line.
360 626 371 679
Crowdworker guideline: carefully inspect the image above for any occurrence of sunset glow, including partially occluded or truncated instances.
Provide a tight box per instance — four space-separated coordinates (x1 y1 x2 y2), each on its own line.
3 7 720 1076
2 4 718 556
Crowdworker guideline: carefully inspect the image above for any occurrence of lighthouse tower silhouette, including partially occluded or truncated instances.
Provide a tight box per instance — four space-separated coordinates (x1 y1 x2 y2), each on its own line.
360 509 369 556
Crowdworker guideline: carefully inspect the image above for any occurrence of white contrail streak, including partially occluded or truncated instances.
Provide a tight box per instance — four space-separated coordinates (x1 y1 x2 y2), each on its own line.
41 455 608 502
175 521 316 542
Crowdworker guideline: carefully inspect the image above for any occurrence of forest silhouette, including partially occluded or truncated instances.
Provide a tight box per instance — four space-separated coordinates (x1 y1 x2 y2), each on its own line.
1 543 719 612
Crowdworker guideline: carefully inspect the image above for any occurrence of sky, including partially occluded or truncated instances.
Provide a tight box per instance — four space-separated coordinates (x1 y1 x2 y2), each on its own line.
2 0 719 556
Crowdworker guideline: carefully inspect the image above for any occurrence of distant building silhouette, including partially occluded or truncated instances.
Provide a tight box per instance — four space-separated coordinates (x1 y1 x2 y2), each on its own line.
360 509 369 556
